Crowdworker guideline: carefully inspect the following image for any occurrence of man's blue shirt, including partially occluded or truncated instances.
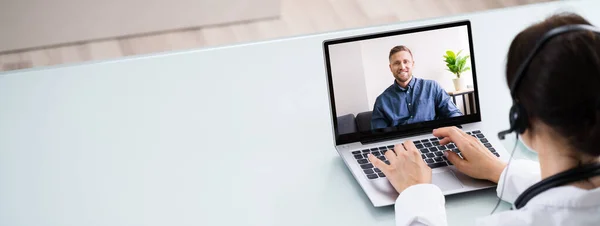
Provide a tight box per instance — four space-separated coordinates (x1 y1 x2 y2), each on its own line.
371 77 463 130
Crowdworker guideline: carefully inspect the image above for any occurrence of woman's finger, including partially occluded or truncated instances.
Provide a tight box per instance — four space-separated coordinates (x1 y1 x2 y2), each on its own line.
394 143 406 152
438 137 452 145
384 147 398 165
458 133 486 160
433 127 472 150
433 127 463 141
403 140 421 159
445 150 465 169
368 154 390 172
395 144 409 160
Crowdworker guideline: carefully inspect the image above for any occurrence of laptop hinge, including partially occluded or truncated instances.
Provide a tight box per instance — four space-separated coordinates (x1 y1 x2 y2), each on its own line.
360 124 462 145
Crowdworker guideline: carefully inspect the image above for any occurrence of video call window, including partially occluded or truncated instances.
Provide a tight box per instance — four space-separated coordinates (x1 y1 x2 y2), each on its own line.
328 25 477 135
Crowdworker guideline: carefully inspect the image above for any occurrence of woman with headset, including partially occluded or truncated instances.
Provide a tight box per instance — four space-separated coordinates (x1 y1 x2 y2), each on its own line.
368 13 600 226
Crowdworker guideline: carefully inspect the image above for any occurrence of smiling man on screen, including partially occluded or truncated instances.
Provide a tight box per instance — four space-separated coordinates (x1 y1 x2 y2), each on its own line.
371 45 462 130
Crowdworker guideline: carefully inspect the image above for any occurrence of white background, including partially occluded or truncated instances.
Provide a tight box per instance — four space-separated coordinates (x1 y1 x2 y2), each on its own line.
330 25 474 116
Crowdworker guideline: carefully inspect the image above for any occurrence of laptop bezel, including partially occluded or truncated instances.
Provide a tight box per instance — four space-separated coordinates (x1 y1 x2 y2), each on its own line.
322 20 482 145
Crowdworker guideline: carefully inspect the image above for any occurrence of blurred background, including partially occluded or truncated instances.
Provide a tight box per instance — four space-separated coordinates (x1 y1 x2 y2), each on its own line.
0 0 554 72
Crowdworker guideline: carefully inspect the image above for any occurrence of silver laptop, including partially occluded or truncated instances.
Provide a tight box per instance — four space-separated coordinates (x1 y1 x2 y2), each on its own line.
322 20 510 207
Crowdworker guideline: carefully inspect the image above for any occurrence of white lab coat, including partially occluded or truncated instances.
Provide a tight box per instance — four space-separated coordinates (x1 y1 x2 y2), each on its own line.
395 159 600 226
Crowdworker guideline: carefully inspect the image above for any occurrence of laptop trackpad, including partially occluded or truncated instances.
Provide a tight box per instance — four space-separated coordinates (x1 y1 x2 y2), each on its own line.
432 171 463 191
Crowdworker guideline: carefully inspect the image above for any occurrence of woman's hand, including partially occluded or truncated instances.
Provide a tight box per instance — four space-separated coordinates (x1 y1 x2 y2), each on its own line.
368 140 432 193
433 127 507 183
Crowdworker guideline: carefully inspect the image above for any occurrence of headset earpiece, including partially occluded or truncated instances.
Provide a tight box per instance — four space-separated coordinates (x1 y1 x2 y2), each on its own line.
510 102 529 134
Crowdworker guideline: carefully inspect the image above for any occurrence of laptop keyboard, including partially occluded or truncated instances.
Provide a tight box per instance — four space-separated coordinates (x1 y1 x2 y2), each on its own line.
351 130 500 180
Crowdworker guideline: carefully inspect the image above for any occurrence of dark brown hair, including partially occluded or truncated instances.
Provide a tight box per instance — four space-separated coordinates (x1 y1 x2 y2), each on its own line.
389 45 413 60
506 13 600 157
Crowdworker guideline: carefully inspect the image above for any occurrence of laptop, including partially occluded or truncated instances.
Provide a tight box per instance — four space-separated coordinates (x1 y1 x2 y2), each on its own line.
322 20 510 207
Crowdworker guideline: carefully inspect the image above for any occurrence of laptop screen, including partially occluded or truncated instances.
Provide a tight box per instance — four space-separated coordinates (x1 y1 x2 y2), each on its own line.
323 21 481 145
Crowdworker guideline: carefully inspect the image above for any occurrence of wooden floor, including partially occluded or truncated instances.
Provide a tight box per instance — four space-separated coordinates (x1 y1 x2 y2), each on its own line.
0 0 553 72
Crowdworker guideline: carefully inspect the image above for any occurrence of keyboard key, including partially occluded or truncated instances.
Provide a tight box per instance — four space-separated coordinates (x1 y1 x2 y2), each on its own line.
428 162 448 168
384 160 390 165
421 154 426 159
354 154 363 159
419 148 429 154
378 172 386 177
415 144 424 149
489 148 496 153
480 138 489 143
377 156 386 161
430 138 438 141
484 143 493 148
434 157 443 162
357 159 368 164
426 153 435 158
433 141 440 146
379 146 387 150
374 168 382 173
387 145 394 149
476 134 485 138
471 134 477 138
466 132 472 135
473 130 482 134
435 151 443 157
373 152 381 156
437 146 446 151
413 140 422 144
442 156 448 161
452 148 460 153
494 153 500 157
362 149 370 153
424 143 433 147
352 150 361 154
367 174 378 179
420 139 429 143
363 169 374 174
429 147 438 152
382 149 389 154
361 164 374 169
363 153 369 158
447 144 456 149
425 159 434 163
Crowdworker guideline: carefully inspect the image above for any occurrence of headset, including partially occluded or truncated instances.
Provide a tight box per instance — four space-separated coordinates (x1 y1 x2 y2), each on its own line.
496 24 600 210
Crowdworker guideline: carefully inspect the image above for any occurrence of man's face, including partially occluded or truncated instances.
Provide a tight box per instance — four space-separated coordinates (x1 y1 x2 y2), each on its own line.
389 51 414 83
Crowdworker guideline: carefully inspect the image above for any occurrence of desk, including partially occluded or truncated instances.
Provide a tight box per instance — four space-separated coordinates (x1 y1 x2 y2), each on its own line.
448 88 475 114
0 1 597 225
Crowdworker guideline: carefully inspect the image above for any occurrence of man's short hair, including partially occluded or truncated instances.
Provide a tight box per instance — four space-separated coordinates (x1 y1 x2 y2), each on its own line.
389 45 413 60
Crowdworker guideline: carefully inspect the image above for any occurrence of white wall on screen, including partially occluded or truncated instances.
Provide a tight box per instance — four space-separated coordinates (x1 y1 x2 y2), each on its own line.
329 25 476 117
329 42 370 117
360 26 473 109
